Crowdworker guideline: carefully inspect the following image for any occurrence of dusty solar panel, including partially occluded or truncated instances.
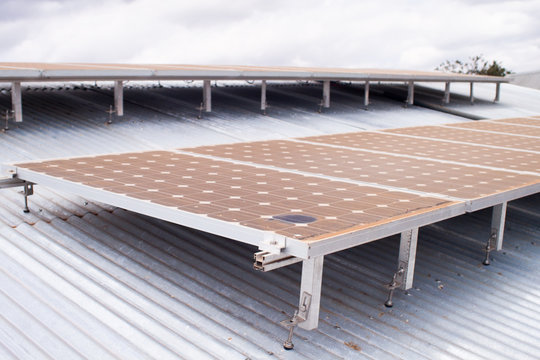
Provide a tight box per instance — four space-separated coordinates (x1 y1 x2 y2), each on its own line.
446 121 540 137
13 150 454 242
299 131 540 173
385 125 540 153
184 140 540 200
491 117 540 127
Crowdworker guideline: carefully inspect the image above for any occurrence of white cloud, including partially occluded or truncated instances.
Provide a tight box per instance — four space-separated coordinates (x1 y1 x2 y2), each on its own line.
0 0 538 72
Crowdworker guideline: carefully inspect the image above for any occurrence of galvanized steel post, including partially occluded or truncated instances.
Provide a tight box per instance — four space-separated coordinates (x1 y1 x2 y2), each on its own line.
406 81 414 106
114 80 124 116
203 80 212 112
494 83 501 102
491 202 507 251
322 80 330 108
298 256 324 330
364 81 370 109
261 80 267 112
443 82 451 104
11 82 23 122
469 82 475 104
399 228 419 290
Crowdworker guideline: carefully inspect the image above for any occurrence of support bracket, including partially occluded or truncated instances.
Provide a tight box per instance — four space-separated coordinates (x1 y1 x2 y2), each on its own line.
0 176 34 213
0 177 28 189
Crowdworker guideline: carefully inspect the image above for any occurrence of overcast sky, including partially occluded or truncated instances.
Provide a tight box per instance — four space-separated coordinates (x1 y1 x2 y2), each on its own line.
1 0 539 73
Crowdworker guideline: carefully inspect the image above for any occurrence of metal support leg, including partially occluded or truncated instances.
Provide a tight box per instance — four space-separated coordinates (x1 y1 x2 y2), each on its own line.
398 228 418 290
22 183 33 213
322 80 330 108
298 256 323 330
261 80 267 114
364 81 370 109
484 202 507 265
203 80 211 112
281 256 324 350
494 83 500 102
469 82 475 104
406 81 414 106
11 82 23 123
114 80 124 116
385 228 418 307
443 82 450 104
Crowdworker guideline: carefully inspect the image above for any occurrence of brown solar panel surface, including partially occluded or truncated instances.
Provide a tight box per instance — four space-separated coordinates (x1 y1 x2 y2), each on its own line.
492 118 540 127
300 132 540 173
446 121 540 137
184 140 539 199
386 125 540 152
14 150 453 242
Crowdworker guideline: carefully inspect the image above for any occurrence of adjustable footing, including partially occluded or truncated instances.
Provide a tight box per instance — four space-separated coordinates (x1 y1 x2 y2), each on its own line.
106 105 115 125
317 99 324 113
384 267 404 308
483 203 507 265
483 233 496 266
3 109 14 132
280 292 312 350
384 228 418 307
23 183 33 213
197 102 204 119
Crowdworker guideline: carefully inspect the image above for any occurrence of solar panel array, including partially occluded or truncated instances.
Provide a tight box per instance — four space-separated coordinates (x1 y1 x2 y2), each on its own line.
8 118 540 252
0 62 505 82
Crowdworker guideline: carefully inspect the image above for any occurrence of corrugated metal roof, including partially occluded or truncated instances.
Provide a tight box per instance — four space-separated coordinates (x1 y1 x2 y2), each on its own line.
0 82 539 359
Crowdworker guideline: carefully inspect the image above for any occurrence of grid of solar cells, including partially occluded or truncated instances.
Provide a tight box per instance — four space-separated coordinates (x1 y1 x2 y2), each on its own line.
446 121 540 137
184 141 539 199
492 118 540 127
15 150 452 241
385 126 540 152
299 132 540 173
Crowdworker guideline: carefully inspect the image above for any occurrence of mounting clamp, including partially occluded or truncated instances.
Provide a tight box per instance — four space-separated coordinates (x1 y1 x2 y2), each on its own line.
259 232 287 254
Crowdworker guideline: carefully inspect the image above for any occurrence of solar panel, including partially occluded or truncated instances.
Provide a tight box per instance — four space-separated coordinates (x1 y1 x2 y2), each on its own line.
446 121 540 137
184 140 539 202
491 117 540 127
386 125 540 152
9 150 456 244
299 131 540 173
